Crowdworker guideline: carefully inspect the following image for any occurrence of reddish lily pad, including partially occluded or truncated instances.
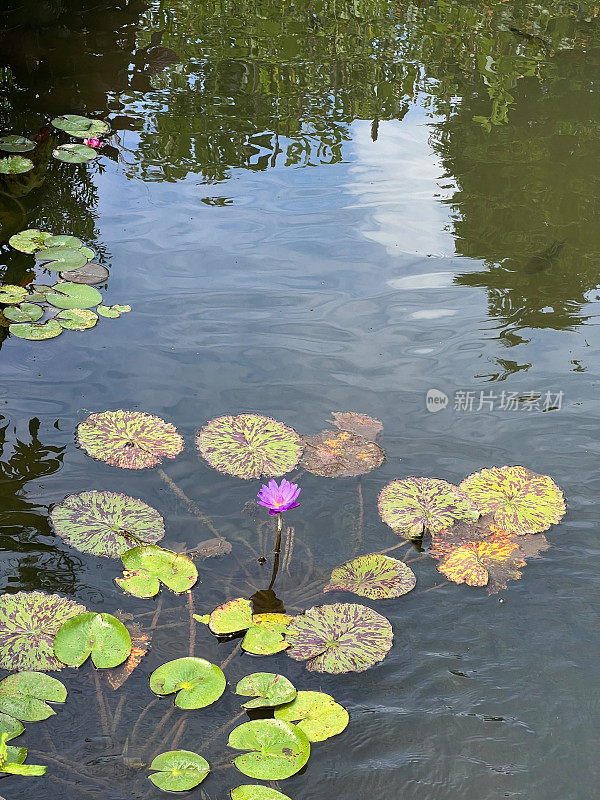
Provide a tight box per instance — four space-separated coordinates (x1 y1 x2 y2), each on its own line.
300 430 384 478
459 466 565 535
77 410 184 469
106 617 151 690
329 412 383 441
285 603 393 674
274 690 349 742
60 263 109 284
324 554 416 599
197 414 303 480
378 477 480 540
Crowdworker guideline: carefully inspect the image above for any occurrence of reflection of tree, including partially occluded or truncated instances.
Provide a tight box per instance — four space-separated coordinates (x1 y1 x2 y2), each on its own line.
0 417 82 594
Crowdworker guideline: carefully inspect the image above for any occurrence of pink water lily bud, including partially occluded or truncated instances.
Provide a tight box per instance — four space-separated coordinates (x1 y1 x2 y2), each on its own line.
84 138 103 149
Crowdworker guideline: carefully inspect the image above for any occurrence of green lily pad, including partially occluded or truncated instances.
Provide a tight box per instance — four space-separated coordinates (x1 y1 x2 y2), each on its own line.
197 414 303 480
241 614 293 655
148 750 210 792
117 546 198 597
0 712 24 742
56 308 98 330
37 248 94 271
46 282 101 309
149 657 226 709
0 136 35 153
51 490 165 558
324 554 416 600
26 285 54 302
0 733 45 776
44 235 83 249
235 673 296 709
228 719 310 780
60 263 109 285
0 156 33 174
209 598 253 635
97 304 131 318
0 672 66 722
459 466 566 535
231 787 291 800
0 285 28 304
378 477 481 540
9 320 63 340
0 591 87 671
285 603 393 674
274 691 349 742
8 229 53 254
53 612 132 669
3 304 43 323
77 409 184 469
51 115 109 138
53 143 97 163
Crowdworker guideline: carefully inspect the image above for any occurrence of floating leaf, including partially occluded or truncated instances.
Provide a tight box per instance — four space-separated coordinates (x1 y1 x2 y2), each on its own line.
329 412 383 441
46 281 101 309
44 235 83 249
0 591 86 671
300 430 384 478
242 614 293 655
0 156 33 174
324 554 415 600
459 466 566 535
52 143 97 163
56 308 98 331
0 712 24 742
96 303 131 318
60 263 109 285
9 320 63 340
117 546 197 597
51 490 165 558
106 618 151 690
274 691 348 742
77 409 184 469
378 477 480 540
3 303 43 323
0 732 45 776
150 657 226 709
0 672 66 722
0 136 35 153
228 719 310 780
53 612 132 669
0 285 27 304
26 284 54 301
8 229 53 254
209 598 253 635
148 750 210 792
51 115 109 138
235 673 296 709
37 247 94 270
197 414 303 480
231 787 291 800
285 603 393 674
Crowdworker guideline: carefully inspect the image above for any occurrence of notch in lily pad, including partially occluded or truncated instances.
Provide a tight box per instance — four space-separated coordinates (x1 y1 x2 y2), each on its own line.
9 320 63 340
150 657 226 709
241 613 293 655
0 136 35 153
148 750 209 792
117 546 198 597
208 597 253 635
0 672 67 722
37 247 95 271
54 612 132 668
274 690 349 742
228 718 310 780
235 673 296 709
51 114 109 138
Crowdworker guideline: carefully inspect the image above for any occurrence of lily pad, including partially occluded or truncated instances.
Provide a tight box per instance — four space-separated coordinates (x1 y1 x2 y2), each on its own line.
53 143 97 163
228 719 310 780
324 554 416 600
56 308 98 330
197 414 303 480
53 612 132 669
38 247 94 270
51 114 109 138
0 732 45 776
378 477 480 540
0 712 24 742
242 614 293 655
0 592 87 671
209 598 253 635
46 281 101 308
235 673 296 709
44 235 83 249
148 750 210 792
77 409 184 469
26 284 54 301
0 672 66 722
117 545 198 597
0 136 35 153
0 156 33 174
9 320 63 340
3 303 43 323
51 490 165 558
285 603 393 674
231 787 291 800
60 263 109 285
300 430 384 478
274 691 349 742
150 657 226 709
459 466 566 535
8 229 53 253
96 304 131 318
330 412 383 441
0 285 28 304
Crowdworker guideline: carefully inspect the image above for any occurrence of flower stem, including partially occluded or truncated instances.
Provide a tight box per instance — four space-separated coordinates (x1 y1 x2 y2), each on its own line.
268 514 283 589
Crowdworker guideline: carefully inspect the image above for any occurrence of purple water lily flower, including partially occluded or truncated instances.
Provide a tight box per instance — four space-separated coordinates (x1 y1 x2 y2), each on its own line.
257 479 301 514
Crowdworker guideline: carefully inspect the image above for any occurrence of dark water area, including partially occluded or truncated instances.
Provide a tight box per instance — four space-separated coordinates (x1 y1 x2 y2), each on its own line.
1 0 599 797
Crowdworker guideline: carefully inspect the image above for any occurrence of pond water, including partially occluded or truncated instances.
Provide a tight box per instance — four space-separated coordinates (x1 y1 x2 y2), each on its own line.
1 1 599 798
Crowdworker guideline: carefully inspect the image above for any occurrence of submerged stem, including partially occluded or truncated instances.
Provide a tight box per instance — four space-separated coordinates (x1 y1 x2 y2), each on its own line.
353 477 364 558
188 591 196 657
157 467 224 540
93 670 110 739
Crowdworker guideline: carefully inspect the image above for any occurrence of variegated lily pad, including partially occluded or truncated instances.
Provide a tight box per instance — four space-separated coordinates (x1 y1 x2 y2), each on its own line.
8 229 53 254
330 412 383 441
0 136 35 153
150 657 226 709
57 308 98 330
459 466 565 535
300 430 384 478
378 477 480 540
241 614 292 655
51 490 165 558
209 598 253 635
0 591 86 671
51 114 109 138
285 603 393 674
117 546 198 597
0 285 28 304
228 719 310 780
54 612 132 668
274 690 349 742
235 673 296 709
96 304 131 318
9 320 63 340
77 409 184 469
0 672 67 722
197 414 302 480
324 554 415 599
0 156 33 174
